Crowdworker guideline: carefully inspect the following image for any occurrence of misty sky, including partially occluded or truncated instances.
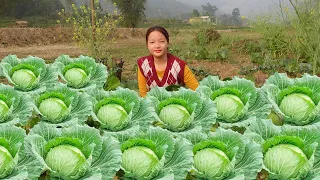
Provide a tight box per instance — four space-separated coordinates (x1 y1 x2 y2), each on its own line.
180 0 291 16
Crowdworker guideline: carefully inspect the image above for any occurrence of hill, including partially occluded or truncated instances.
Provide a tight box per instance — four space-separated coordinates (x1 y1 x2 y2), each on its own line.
61 0 197 19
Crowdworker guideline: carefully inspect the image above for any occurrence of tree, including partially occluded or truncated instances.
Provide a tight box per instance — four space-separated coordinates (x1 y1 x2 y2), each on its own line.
191 9 200 17
232 8 240 17
58 2 120 60
111 0 146 28
35 0 64 18
219 13 231 25
230 8 241 26
0 0 30 17
0 0 63 18
201 3 218 17
60 0 76 14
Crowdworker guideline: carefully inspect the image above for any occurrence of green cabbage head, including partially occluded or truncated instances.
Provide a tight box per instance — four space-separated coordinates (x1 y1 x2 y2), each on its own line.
159 104 192 131
215 94 245 122
97 104 128 131
264 144 309 179
64 67 88 88
54 55 108 90
45 144 89 179
39 97 69 123
120 127 193 180
122 146 160 178
262 74 320 126
96 98 129 131
158 98 193 132
11 68 38 89
0 100 9 121
194 148 232 179
0 145 16 178
279 93 315 123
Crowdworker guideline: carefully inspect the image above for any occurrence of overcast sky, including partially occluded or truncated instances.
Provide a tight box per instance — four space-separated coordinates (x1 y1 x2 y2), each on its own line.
179 0 291 16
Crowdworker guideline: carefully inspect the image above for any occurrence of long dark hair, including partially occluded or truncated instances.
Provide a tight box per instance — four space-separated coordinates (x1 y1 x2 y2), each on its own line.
145 26 169 43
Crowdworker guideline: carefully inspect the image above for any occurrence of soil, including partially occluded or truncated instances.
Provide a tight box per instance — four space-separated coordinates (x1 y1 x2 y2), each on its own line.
0 27 146 47
0 27 73 47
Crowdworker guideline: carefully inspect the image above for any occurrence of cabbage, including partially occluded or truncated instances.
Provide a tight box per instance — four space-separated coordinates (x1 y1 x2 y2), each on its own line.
26 124 122 179
89 88 156 141
97 104 129 131
147 87 216 137
0 125 41 179
159 104 192 132
264 144 309 179
194 148 232 179
191 128 263 180
0 145 15 178
120 127 193 180
0 100 9 121
268 112 283 126
279 93 315 123
0 84 33 124
39 98 69 123
122 146 160 178
0 55 58 92
197 76 269 128
35 86 92 126
64 68 88 88
54 55 108 91
11 69 37 89
262 73 320 126
244 119 319 179
45 145 88 179
215 94 245 122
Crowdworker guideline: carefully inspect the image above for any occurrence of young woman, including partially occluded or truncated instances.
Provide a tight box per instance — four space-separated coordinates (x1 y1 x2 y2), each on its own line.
137 26 199 97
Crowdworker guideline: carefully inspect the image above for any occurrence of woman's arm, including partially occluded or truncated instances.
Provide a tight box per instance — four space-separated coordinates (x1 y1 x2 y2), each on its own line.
137 68 148 97
184 65 199 90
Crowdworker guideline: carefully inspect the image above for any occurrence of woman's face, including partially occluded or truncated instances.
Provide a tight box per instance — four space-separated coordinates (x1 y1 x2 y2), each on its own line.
147 30 169 58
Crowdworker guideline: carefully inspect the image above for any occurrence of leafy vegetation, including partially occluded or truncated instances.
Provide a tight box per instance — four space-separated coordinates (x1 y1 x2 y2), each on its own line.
252 0 320 75
0 54 320 179
2 1 320 179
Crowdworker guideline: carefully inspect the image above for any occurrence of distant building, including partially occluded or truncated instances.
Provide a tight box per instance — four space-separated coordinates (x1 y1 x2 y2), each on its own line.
188 16 213 24
200 16 211 22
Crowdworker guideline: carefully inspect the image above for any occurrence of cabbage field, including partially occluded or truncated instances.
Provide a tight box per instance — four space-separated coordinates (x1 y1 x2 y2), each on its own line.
0 54 320 180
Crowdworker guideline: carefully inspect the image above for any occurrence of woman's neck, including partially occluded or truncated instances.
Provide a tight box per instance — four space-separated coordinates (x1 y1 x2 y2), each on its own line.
153 54 168 64
153 54 168 71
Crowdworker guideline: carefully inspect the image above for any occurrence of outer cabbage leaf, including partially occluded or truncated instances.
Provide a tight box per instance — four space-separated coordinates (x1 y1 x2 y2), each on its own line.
264 72 293 89
0 84 33 125
0 125 42 180
162 137 194 180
